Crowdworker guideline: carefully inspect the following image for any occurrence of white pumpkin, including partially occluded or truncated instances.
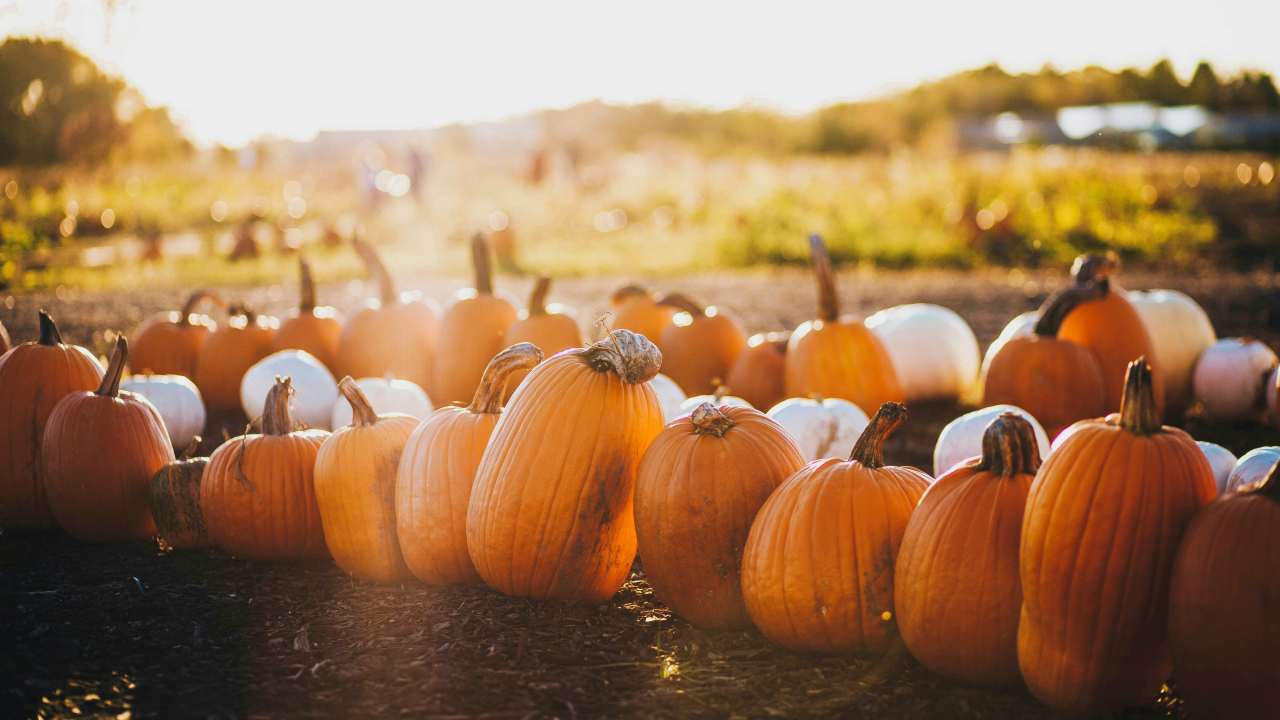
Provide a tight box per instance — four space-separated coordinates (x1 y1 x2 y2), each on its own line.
120 374 206 450
241 350 339 429
678 392 752 415
766 397 870 462
649 373 688 422
979 310 1039 384
1127 289 1216 413
1191 338 1278 422
330 376 432 428
933 404 1051 477
1195 441 1238 495
865 303 980 402
1226 446 1280 494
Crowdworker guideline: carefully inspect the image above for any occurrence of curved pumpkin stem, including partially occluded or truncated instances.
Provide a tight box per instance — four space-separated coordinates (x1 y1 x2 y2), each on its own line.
337 376 379 427
297 257 317 312
261 377 296 436
97 336 128 398
849 401 907 468
226 302 258 325
472 233 494 295
657 292 705 317
809 234 839 323
979 413 1042 477
180 436 202 460
180 290 222 325
691 402 735 438
38 309 63 346
469 343 544 414
352 237 397 306
1070 252 1118 293
527 277 551 316
582 329 662 385
1256 460 1280 501
1118 357 1161 435
1032 283 1106 337
611 284 652 305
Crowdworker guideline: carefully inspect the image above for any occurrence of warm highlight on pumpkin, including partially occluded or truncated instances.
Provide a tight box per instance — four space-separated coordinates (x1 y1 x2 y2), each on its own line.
501 277 581 397
274 257 343 372
657 293 747 396
194 304 277 413
725 332 789 412
129 290 221 377
432 234 519 405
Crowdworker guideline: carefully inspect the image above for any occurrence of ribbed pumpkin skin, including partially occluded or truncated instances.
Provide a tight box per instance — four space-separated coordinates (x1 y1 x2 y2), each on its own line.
1059 286 1164 416
130 313 213 377
432 295 518 405
194 317 277 412
275 313 342 373
149 457 210 550
467 351 664 602
335 300 438 390
634 406 804 628
785 320 903 410
724 336 788 412
659 314 747 396
982 337 1106 437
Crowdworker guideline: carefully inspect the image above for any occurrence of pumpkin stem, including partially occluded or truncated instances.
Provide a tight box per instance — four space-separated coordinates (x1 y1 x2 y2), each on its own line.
849 402 907 468
979 413 1042 477
582 329 663 385
657 292 705 317
38 309 64 346
180 290 222 325
1070 252 1118 293
1032 283 1107 337
352 237 397 306
227 303 257 325
527 277 551 316
1118 357 1161 435
1255 460 1280 501
691 402 736 437
712 384 728 402
472 233 494 295
297 257 316 312
261 376 296 435
469 343 544 414
180 436 202 460
809 234 839 323
611 284 652 305
97 336 128 398
337 376 379 427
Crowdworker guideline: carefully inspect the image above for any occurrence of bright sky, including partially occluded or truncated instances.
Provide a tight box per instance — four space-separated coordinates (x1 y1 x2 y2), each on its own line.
2 0 1278 146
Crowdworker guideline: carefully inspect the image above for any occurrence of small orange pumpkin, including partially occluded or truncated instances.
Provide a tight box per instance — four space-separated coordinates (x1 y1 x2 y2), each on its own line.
148 438 210 550
610 284 675 345
501 277 581 397
273 257 343 372
396 343 543 585
658 293 747 396
193 303 277 413
724 332 789 411
130 290 222 377
431 234 519 405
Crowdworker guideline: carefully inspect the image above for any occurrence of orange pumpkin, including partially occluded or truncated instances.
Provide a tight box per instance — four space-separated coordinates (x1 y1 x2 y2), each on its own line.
724 332 789 411
500 277 581 398
982 284 1108 436
895 413 1041 687
273 257 343 372
610 284 675 344
200 377 329 561
467 330 665 602
634 403 804 628
0 311 103 531
657 293 747 396
431 234 518 405
42 337 174 542
148 438 210 550
396 343 543 585
785 235 902 410
130 289 221 377
335 238 440 391
1018 359 1215 714
740 402 930 654
315 377 418 581
1170 460 1280 719
194 304 277 413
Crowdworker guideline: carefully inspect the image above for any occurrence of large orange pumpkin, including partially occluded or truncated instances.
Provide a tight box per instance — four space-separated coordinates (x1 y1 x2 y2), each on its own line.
785 235 902 410
0 311 103 531
895 413 1041 687
335 238 440 391
634 403 804 628
193 303 277 413
467 329 665 602
657 293 747 396
610 284 675 345
273 257 343 372
431 234 519 405
1018 358 1215 714
315 377 418 582
42 337 174 542
740 402 930 654
982 284 1108 437
724 331 789 411
501 277 581 398
396 343 543 585
200 377 330 561
1169 460 1280 719
148 438 210 550
130 289 221 377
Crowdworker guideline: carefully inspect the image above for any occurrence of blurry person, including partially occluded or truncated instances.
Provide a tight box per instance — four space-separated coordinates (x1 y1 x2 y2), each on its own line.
408 145 429 207
229 215 261 261
527 147 546 185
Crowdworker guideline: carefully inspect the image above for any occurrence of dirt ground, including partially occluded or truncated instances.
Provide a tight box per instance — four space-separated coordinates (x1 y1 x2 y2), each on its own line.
3 268 1278 719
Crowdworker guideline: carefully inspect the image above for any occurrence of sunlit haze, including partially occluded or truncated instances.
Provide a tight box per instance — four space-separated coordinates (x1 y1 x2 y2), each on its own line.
3 0 1279 146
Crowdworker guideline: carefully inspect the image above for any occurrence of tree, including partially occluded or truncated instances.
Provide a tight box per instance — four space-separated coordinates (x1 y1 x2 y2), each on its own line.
1188 62 1222 109
1146 59 1186 106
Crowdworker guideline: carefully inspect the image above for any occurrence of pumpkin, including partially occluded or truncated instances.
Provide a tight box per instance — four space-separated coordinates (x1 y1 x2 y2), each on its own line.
1191 337 1277 422
396 343 543 585
273 257 343 372
330 376 432 429
635 403 804 629
315 377 418 581
0 317 9 355
979 310 1039 386
1017 358 1215 714
129 289 221 377
895 413 1041 687
765 396 869 462
740 402 930 654
1227 446 1280 494
610 284 675 344
933 404 1050 478
1269 366 1280 429
725 332 789 411
431 234 519 405
1057 253 1165 419
240 349 338 429
335 238 440 391
677 385 752 415
1127 289 1216 415
148 438 210 550
657 293 747 396
785 235 902 410
0 311 103 531
467 330 664 602
650 373 688 422
1196 441 1238 495
865 303 980 402
1169 460 1280 719
193 304 277 413
42 337 174 542
201 377 329 561
501 276 582 397
982 284 1108 437
120 374 206 450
